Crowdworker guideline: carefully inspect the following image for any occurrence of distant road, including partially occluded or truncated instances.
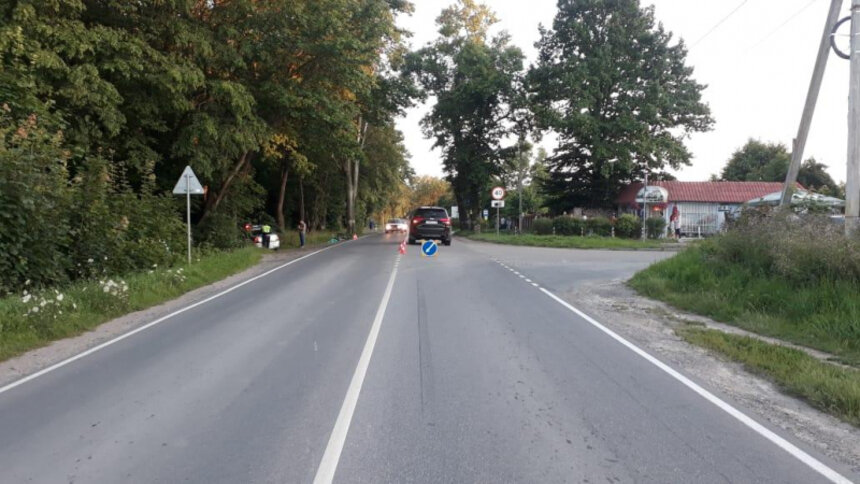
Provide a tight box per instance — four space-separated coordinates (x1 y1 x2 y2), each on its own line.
0 235 853 483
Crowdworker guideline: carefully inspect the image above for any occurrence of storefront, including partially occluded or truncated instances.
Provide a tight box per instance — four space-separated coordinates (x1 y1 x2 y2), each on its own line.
617 181 789 236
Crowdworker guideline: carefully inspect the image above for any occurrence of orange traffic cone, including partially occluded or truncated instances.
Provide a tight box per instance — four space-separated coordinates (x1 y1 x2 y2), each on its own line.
352 234 358 240
398 240 406 255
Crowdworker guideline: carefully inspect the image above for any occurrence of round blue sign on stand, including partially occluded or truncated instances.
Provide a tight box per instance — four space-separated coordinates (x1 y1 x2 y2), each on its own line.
421 240 438 257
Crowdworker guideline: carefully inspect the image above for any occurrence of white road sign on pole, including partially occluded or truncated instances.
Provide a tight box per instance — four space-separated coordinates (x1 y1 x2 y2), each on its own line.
491 186 506 201
491 200 505 208
172 166 204 264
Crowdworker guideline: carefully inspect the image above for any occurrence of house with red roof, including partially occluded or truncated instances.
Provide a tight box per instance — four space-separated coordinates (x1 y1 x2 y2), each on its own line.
616 181 791 236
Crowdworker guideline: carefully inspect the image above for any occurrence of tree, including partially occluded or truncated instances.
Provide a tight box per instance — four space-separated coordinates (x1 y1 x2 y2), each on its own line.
798 158 840 197
406 0 524 229
720 140 791 182
720 140 840 196
411 176 452 207
528 0 712 211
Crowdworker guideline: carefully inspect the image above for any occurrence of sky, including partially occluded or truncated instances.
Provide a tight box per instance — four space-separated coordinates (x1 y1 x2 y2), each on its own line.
395 0 853 184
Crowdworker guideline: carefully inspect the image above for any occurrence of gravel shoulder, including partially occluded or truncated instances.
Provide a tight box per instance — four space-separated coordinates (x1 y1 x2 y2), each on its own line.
0 245 335 389
562 278 860 475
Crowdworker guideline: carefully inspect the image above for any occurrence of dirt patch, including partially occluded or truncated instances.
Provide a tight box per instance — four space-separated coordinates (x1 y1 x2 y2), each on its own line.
562 280 860 475
0 244 337 389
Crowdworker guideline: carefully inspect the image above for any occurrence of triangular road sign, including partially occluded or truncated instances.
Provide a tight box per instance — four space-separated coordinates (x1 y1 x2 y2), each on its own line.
172 166 204 195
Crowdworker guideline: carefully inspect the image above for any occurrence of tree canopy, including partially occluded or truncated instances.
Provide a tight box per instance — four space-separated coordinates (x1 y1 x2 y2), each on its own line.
405 0 524 228
720 139 841 197
528 0 713 211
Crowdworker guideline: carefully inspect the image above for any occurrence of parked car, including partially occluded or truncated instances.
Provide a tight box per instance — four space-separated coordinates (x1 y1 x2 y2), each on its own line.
408 206 452 246
385 218 408 233
243 223 280 250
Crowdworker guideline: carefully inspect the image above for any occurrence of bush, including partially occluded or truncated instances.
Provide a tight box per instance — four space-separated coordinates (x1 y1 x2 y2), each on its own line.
615 214 642 239
0 113 72 292
586 216 612 237
552 216 583 236
645 217 667 239
532 218 554 235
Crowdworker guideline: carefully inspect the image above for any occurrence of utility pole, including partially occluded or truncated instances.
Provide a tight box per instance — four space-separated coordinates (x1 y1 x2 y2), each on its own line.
517 138 524 235
641 171 649 240
781 0 844 208
848 0 860 234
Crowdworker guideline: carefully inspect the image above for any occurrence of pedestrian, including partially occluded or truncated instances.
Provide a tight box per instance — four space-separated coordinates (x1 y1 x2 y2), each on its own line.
298 220 306 248
261 223 272 248
670 205 680 239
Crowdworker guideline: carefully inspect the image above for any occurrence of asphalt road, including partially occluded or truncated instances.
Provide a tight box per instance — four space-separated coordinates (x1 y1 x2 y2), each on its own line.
0 235 854 483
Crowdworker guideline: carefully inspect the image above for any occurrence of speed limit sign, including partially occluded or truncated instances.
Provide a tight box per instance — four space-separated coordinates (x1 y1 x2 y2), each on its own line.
491 186 506 200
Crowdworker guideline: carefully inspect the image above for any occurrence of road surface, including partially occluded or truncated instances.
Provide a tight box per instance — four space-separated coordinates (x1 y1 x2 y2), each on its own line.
0 235 854 483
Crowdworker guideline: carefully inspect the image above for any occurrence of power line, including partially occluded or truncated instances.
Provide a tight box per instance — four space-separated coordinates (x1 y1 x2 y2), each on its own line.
692 0 751 47
748 0 824 51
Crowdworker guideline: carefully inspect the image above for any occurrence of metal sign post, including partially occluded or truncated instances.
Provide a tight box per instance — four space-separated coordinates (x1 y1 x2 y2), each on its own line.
172 166 205 264
491 187 506 236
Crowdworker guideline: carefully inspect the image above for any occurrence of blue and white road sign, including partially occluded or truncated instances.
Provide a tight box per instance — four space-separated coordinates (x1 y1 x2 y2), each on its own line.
421 240 438 257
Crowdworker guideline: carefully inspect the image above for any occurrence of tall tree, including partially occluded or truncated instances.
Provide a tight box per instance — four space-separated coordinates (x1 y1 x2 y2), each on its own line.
720 139 840 196
528 0 712 211
406 0 524 229
720 140 791 182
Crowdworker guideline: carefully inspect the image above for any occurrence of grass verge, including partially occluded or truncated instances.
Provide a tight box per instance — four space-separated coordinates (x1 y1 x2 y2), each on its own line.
677 326 860 426
0 247 263 363
630 245 860 367
464 232 669 250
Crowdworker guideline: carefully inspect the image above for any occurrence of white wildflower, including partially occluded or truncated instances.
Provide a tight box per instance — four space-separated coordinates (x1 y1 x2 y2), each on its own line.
40 299 46 307
88 258 94 263
72 303 77 309
56 293 64 302
24 279 31 286
32 306 39 313
21 294 32 304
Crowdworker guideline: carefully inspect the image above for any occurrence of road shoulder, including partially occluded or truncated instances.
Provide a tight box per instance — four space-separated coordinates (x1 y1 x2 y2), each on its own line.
0 246 333 389
563 278 860 475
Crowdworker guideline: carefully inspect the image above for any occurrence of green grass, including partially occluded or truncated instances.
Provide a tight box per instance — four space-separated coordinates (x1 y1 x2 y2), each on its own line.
0 247 263 362
278 229 343 248
630 245 860 366
464 232 669 250
677 326 860 426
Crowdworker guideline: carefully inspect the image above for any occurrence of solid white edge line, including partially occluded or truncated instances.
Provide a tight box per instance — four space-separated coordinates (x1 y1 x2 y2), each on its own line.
313 255 401 484
0 243 341 396
538 287 852 484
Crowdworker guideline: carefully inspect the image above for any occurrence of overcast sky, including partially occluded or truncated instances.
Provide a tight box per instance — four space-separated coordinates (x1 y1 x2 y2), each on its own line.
395 0 852 184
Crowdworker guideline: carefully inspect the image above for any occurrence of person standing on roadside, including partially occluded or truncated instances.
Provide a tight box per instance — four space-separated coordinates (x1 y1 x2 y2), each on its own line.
298 220 307 248
670 205 680 239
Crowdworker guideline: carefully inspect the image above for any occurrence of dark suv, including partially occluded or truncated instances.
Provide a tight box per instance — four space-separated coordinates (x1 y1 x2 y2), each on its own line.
409 206 452 246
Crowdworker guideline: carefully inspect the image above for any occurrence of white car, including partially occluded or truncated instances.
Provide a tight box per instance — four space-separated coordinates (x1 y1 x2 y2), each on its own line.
385 218 408 233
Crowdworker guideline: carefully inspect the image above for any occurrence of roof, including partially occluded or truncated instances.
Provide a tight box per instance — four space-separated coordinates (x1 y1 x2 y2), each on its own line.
617 181 798 204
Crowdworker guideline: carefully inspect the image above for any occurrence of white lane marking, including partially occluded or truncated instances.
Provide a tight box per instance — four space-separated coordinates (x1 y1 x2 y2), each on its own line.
313 255 401 484
524 279 532 283
539 288 852 484
0 243 341 396
531 283 539 287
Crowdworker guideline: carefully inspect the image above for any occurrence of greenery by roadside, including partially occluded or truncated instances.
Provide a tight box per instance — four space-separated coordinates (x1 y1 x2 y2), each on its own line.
0 247 264 363
630 212 860 366
677 326 860 427
464 232 669 250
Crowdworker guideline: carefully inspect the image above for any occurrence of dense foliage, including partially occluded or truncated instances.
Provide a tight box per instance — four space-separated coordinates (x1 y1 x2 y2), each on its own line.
719 140 842 197
528 0 712 210
1 0 415 292
406 0 525 229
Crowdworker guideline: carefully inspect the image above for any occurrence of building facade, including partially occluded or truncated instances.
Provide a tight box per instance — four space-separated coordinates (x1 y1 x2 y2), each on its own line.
616 181 788 236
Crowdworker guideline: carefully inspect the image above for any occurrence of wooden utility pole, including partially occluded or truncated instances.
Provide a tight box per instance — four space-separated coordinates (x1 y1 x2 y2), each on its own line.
848 0 860 234
781 0 844 208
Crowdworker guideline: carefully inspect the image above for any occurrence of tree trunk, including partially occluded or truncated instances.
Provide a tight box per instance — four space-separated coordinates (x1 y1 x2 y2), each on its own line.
200 151 252 222
299 176 305 226
276 162 289 230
